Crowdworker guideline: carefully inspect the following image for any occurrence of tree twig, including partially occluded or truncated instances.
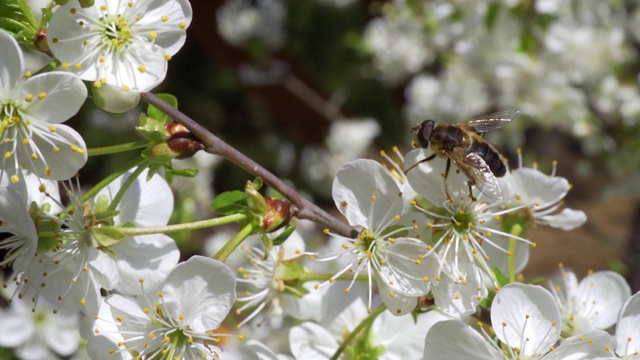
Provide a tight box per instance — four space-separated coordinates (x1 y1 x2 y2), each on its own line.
140 92 358 238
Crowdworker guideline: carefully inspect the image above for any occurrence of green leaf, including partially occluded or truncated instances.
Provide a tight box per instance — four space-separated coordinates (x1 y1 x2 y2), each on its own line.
147 93 178 124
211 190 248 215
260 231 273 260
272 225 295 246
92 226 126 247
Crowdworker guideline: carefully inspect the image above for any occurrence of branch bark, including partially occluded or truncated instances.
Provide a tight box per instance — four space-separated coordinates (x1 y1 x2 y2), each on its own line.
141 92 358 239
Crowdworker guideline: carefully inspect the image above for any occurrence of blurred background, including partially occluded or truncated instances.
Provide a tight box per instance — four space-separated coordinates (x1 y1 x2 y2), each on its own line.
79 0 640 289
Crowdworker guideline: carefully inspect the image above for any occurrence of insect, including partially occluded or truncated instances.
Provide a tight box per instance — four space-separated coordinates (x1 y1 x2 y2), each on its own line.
405 109 520 202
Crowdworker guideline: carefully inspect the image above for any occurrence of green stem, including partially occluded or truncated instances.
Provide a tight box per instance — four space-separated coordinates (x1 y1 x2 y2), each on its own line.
111 213 248 236
329 304 386 360
88 140 149 156
107 159 151 211
214 222 256 262
508 224 523 283
81 156 148 203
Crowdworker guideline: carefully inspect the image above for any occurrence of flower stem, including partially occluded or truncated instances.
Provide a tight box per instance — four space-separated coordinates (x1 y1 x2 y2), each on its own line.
112 213 248 236
140 92 357 239
214 222 256 262
88 140 149 156
329 304 386 360
508 224 523 283
81 156 148 203
107 161 150 212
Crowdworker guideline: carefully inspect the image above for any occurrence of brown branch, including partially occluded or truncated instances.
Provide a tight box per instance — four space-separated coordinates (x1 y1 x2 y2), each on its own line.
141 92 358 239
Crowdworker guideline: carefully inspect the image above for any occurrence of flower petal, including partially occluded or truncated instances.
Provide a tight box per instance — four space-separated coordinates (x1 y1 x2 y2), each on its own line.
332 159 402 228
289 322 338 359
162 256 236 332
378 281 417 316
538 208 587 230
404 148 469 206
130 0 192 55
112 234 180 295
616 292 640 356
22 71 87 124
424 320 502 360
575 271 630 330
542 329 613 360
0 30 24 96
491 283 561 355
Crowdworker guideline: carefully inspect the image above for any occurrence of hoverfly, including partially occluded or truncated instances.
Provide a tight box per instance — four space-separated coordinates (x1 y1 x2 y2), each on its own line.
406 109 520 202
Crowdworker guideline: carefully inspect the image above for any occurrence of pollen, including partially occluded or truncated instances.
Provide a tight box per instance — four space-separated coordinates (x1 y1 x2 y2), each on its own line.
179 314 185 320
25 94 33 102
164 53 172 61
100 5 107 11
80 298 86 305
62 62 69 69
423 276 429 282
161 16 169 22
340 200 348 208
70 7 77 14
148 31 157 39
22 137 29 144
138 65 146 73
10 175 19 183
99 57 105 63
139 278 145 283
121 84 130 91
52 38 59 44
38 92 47 100
74 63 81 70
4 151 11 159
371 195 377 201
70 144 85 154
39 184 46 192
31 153 38 160
53 146 60 153
24 71 32 79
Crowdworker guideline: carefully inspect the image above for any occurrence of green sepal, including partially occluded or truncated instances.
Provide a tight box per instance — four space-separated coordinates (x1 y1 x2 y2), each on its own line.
93 194 110 214
167 167 199 178
0 0 39 39
136 114 170 143
92 226 126 247
260 231 273 261
272 225 295 246
78 0 94 7
282 281 310 298
146 93 178 124
245 179 268 214
275 261 306 281
211 190 248 215
492 266 510 288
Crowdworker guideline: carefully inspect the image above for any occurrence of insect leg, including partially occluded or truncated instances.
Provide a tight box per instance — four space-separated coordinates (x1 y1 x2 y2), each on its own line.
404 153 437 174
466 181 477 202
443 158 451 200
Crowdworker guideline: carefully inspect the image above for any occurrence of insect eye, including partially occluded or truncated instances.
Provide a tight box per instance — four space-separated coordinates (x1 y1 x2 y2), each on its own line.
417 120 434 148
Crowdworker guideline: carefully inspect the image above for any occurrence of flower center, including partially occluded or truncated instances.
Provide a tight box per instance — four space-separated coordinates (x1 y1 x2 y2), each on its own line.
101 14 133 50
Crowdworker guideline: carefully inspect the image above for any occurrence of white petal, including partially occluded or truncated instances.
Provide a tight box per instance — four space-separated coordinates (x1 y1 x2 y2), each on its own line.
130 0 192 55
616 292 640 356
10 122 87 180
0 187 38 267
332 159 402 228
538 208 587 230
162 256 236 332
99 168 174 226
289 322 338 359
112 234 180 295
87 335 130 360
491 283 561 355
424 320 502 360
542 329 613 360
378 281 417 316
504 168 569 206
89 249 121 291
371 311 432 358
381 238 438 296
404 148 469 206
432 266 487 318
0 30 24 96
0 308 34 346
22 71 87 124
575 271 630 330
43 313 81 356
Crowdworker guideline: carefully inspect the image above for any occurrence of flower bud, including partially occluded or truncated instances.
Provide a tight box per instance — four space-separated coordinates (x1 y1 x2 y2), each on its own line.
262 196 296 232
92 83 140 113
166 132 205 159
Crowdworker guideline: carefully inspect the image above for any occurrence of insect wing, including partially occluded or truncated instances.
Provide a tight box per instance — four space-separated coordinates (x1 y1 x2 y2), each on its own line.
449 148 502 202
459 109 520 133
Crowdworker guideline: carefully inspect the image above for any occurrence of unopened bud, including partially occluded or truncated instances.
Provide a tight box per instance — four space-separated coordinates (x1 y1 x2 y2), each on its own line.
34 28 49 53
262 197 296 232
166 132 205 159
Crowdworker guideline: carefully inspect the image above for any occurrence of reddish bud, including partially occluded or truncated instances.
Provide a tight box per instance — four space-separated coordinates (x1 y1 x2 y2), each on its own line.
166 132 206 159
262 197 297 232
